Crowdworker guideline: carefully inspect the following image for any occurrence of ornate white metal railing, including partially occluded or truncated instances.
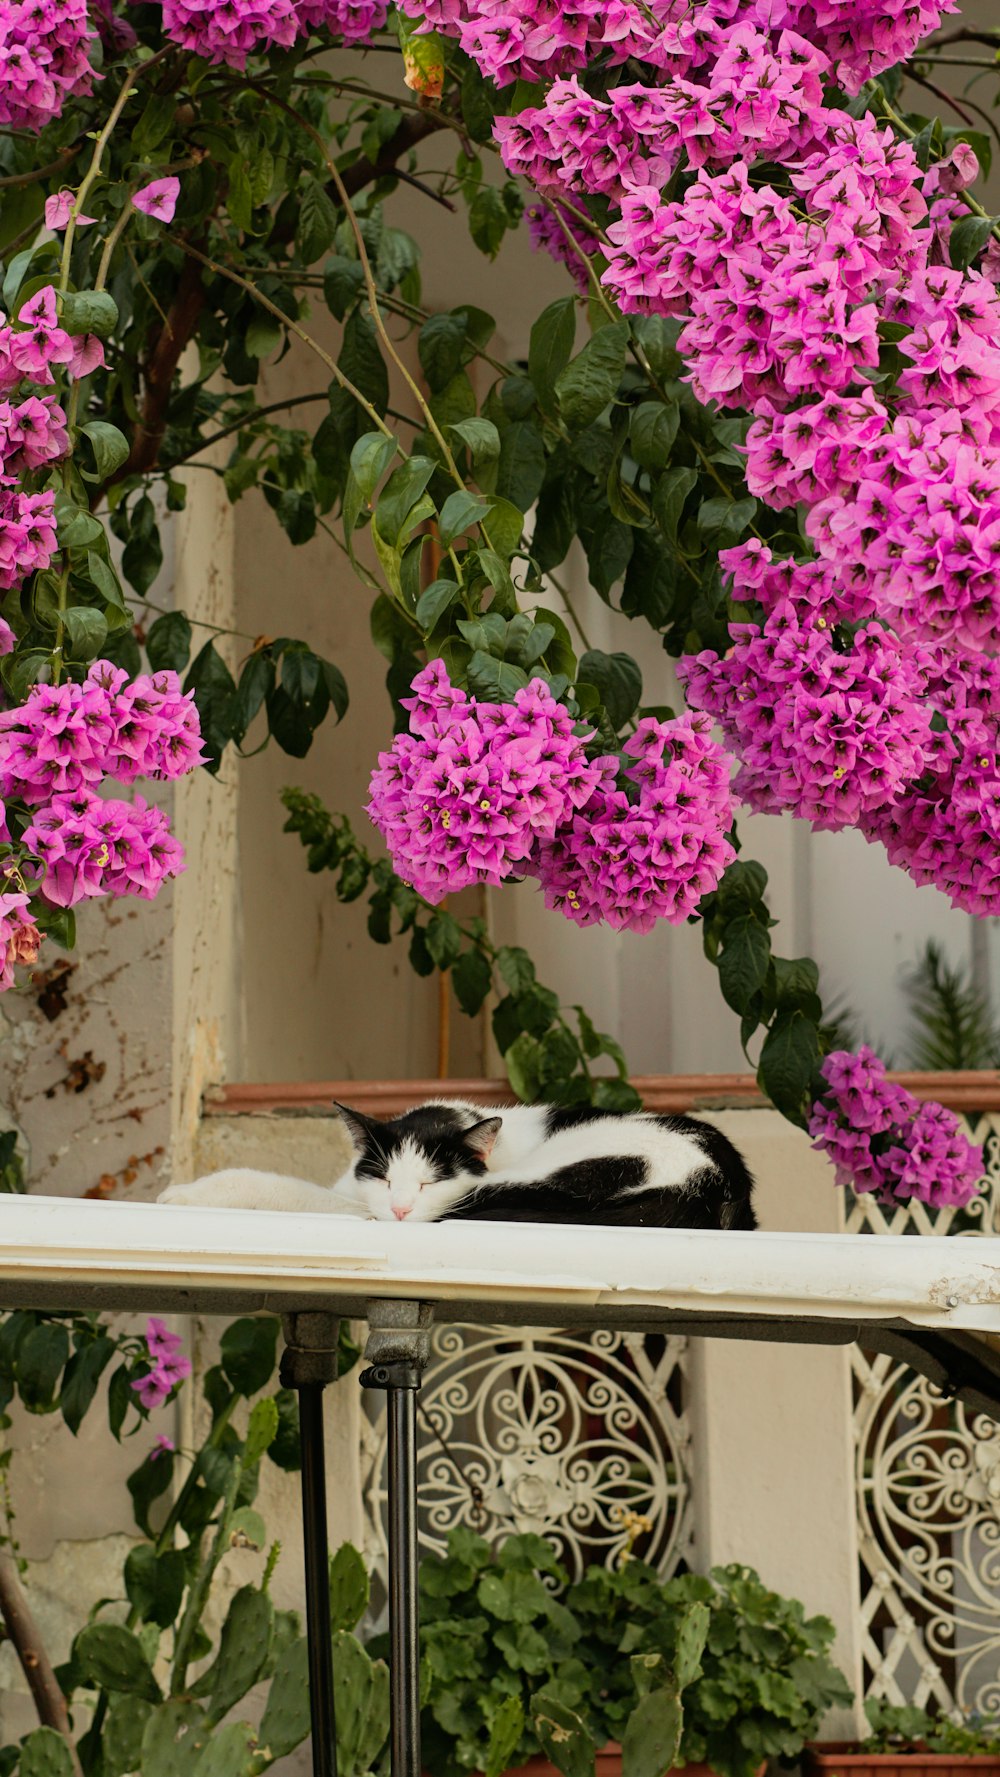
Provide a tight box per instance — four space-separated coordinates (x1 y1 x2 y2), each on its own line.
361 1323 693 1586
848 1111 1000 1713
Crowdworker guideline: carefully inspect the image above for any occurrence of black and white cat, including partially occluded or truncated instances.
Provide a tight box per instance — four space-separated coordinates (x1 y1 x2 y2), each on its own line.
158 1098 756 1231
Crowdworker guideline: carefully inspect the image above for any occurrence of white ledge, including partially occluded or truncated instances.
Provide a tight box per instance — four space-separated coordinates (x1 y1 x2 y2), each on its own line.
0 1197 998 1337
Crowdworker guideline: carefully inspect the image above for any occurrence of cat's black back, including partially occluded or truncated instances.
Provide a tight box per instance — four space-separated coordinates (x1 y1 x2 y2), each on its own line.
445 1105 757 1232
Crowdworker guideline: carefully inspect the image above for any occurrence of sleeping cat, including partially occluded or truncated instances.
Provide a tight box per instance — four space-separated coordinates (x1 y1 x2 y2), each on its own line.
158 1097 756 1232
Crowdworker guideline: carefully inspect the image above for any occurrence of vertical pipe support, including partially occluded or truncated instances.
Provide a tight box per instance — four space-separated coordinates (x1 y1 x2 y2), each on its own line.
359 1301 433 1777
281 1311 343 1777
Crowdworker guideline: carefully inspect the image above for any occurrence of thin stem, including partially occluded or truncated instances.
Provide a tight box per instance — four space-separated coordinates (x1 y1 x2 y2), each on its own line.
177 391 329 460
59 50 171 293
545 568 595 653
244 82 476 504
0 145 81 189
0 1555 84 1777
877 91 1000 242
169 239 395 440
94 204 133 295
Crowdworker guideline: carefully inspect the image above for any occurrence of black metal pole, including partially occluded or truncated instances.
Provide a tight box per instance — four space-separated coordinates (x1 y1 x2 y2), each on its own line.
281 1313 342 1777
299 1380 338 1777
388 1382 421 1777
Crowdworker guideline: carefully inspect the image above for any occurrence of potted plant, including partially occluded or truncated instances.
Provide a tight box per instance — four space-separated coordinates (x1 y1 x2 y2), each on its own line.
391 1528 852 1777
804 1699 1000 1776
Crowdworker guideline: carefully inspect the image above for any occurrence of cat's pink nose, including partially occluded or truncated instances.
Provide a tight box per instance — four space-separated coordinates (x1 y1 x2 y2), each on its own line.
392 1205 411 1221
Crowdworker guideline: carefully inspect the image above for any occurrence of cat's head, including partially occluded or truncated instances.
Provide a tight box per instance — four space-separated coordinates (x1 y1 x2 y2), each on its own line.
333 1102 501 1222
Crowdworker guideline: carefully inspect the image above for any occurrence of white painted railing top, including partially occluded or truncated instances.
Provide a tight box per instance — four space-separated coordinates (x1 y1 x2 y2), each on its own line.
3 1197 1000 1333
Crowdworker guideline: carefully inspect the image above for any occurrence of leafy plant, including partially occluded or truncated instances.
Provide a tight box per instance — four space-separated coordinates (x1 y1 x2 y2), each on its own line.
862 1697 1000 1756
403 1530 851 1777
0 1306 379 1777
901 941 1000 1072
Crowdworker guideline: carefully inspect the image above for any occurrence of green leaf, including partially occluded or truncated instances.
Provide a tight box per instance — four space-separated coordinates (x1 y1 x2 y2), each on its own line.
122 504 163 597
340 310 389 417
19 1729 74 1777
496 946 535 995
504 1030 542 1102
577 650 642 731
59 1336 114 1434
718 915 772 1016
103 1695 153 1777
204 1587 274 1721
485 1696 525 1777
629 402 680 471
17 1322 69 1412
63 606 108 663
653 467 698 543
416 577 460 631
324 255 365 321
329 1542 369 1633
192 1721 259 1777
78 420 130 482
146 612 192 674
469 186 510 258
297 177 339 263
950 213 996 271
140 1702 206 1777
449 417 501 471
184 642 236 774
555 321 628 433
496 418 546 510
227 159 253 232
528 297 577 414
532 1698 596 1777
124 1546 186 1629
674 1600 710 1691
758 1010 821 1124
484 496 524 560
244 1395 279 1466
621 1688 683 1777
452 947 493 1016
260 1641 311 1758
425 912 463 970
58 288 118 337
438 489 490 547
221 1317 278 1398
85 550 128 616
375 456 437 549
74 1624 162 1702
418 312 468 393
127 1445 175 1536
467 653 528 700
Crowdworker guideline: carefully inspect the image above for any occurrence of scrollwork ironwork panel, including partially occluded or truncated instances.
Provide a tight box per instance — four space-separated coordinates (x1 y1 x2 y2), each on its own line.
360 1323 692 1591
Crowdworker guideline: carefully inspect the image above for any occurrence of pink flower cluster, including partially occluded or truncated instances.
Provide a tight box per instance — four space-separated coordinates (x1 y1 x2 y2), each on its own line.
131 1317 192 1412
160 0 387 66
368 663 734 932
0 664 202 915
680 543 934 832
809 1048 982 1209
0 664 205 808
529 712 735 932
0 0 95 133
401 0 950 97
367 660 605 901
681 544 1000 919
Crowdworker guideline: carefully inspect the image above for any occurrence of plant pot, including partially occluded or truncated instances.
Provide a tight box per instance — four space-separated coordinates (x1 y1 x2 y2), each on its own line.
499 1750 766 1777
803 1743 1000 1777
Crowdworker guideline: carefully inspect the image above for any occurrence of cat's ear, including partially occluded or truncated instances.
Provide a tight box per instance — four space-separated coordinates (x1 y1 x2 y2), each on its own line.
333 1102 375 1152
461 1117 502 1163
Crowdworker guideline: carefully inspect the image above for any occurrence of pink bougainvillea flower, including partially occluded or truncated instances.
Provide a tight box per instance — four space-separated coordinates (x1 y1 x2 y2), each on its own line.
131 177 180 223
130 1316 191 1411
43 190 95 230
150 1434 176 1460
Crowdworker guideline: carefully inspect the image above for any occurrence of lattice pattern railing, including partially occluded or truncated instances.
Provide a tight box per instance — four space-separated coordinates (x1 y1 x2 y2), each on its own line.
849 1113 1000 1711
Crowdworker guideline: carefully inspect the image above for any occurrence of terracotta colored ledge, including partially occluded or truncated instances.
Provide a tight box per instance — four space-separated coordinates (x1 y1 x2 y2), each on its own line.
205 1071 1000 1120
